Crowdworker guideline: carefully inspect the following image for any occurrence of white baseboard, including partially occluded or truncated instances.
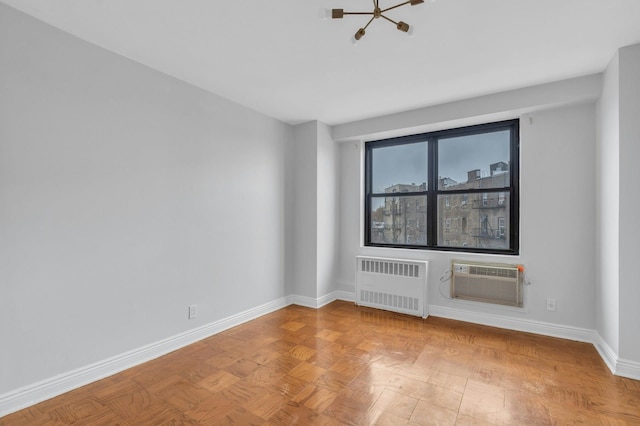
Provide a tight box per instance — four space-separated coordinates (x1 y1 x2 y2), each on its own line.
0 296 290 418
333 290 355 302
311 298 640 380
302 297 640 380
289 294 320 308
593 332 618 374
289 290 355 309
3 294 638 418
428 305 595 343
616 358 640 381
430 305 640 381
1 290 358 417
593 332 640 380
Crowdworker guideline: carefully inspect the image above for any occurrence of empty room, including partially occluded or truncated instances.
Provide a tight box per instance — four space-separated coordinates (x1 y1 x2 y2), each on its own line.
1 0 640 424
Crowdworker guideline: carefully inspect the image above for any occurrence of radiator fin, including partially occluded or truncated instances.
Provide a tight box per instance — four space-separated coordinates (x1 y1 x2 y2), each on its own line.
360 259 420 278
360 290 419 312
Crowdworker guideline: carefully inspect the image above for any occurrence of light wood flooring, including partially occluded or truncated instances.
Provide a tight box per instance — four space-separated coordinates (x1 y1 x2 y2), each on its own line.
2 301 640 425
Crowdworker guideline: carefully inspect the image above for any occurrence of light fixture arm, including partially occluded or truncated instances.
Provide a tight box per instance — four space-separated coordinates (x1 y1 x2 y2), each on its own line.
380 14 399 26
343 11 375 16
332 0 423 41
381 0 413 14
362 16 376 31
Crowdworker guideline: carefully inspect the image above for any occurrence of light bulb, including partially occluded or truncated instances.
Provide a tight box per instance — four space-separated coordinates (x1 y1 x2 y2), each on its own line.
397 21 410 32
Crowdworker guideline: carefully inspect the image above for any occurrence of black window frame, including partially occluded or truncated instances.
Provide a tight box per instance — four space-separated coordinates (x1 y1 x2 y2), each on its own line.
364 119 520 255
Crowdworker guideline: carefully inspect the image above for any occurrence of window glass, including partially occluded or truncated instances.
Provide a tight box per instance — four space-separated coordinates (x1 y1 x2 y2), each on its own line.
370 196 427 245
438 130 510 190
372 142 427 193
437 193 510 250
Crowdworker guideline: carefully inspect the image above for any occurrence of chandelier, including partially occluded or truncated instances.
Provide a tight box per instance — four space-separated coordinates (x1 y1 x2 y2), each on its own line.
332 0 425 42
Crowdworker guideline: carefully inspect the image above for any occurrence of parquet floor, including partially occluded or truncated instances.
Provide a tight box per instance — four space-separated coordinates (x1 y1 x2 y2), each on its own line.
3 301 640 425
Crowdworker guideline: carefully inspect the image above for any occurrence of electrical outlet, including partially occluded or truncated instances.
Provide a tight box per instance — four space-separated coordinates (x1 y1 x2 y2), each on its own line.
546 298 556 312
188 304 197 319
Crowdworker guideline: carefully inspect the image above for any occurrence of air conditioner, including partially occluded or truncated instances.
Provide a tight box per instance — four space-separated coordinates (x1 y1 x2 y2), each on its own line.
451 261 523 307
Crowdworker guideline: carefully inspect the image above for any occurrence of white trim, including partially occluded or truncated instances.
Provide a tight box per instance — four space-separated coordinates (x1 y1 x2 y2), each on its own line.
289 290 356 309
316 292 336 308
616 358 640 381
334 290 356 302
429 306 640 381
3 294 637 418
593 332 618 374
0 296 290 418
428 305 595 343
340 301 639 380
593 333 640 380
289 294 321 309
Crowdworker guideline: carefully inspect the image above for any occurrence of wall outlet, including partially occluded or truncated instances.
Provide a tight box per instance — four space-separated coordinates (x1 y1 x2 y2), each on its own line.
188 304 197 319
546 298 557 312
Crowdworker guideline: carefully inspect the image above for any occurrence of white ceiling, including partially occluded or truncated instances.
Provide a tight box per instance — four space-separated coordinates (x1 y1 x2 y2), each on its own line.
3 0 640 125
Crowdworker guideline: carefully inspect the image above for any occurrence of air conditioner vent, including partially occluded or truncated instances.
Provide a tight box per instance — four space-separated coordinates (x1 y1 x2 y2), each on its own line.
469 266 518 279
452 261 523 307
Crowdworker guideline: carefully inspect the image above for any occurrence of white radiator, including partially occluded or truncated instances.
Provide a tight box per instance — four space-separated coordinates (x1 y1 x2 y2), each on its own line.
451 261 523 307
355 256 429 318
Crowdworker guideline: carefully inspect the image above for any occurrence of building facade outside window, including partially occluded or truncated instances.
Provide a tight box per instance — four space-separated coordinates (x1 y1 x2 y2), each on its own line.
365 120 519 255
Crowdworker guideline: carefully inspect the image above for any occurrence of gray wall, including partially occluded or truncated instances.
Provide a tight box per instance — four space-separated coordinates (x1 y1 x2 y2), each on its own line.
291 121 339 301
596 50 620 356
336 101 597 330
0 3 293 394
617 44 640 364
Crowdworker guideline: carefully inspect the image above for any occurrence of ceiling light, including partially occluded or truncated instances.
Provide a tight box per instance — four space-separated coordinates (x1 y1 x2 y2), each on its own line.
332 0 424 42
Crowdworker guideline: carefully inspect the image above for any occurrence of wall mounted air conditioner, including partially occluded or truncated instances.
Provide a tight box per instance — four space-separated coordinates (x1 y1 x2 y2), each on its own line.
451 261 523 307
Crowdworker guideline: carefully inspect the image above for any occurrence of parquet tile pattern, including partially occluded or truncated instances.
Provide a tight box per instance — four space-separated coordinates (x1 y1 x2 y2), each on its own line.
3 301 640 425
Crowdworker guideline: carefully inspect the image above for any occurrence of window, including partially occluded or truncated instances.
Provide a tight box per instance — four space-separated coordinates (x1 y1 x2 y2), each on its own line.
480 214 489 236
365 120 519 254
